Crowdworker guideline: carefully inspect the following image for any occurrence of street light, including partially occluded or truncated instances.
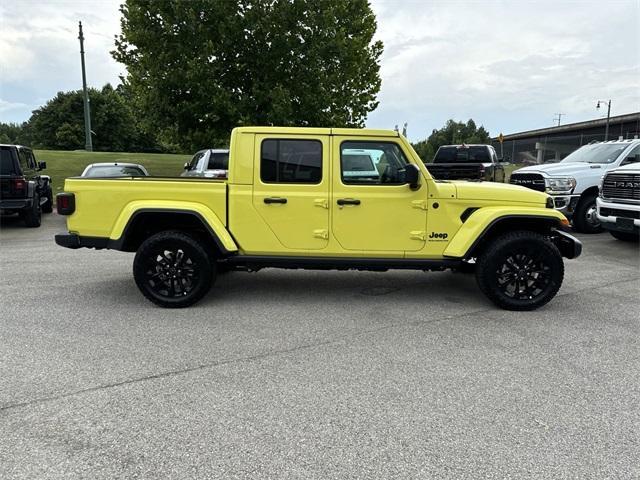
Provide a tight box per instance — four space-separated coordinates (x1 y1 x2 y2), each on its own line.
596 99 611 141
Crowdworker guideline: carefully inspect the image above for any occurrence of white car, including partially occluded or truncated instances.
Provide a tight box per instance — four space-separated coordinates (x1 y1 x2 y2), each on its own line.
181 149 229 178
596 163 640 242
510 139 640 233
81 162 149 177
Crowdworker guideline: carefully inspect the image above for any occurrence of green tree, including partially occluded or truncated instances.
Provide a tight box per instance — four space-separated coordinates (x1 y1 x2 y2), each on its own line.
27 84 157 152
0 122 31 145
412 119 491 162
113 0 383 151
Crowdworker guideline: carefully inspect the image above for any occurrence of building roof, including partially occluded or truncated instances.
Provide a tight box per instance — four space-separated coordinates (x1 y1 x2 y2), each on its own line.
495 112 640 141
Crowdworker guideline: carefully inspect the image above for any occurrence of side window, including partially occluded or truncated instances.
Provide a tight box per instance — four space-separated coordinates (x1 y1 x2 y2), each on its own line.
17 150 31 173
187 152 205 171
207 152 229 170
341 141 410 185
621 145 640 165
260 139 322 184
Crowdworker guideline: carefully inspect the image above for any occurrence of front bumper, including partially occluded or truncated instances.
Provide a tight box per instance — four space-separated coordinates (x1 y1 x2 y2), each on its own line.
55 232 110 250
548 194 580 217
596 198 640 234
551 229 582 259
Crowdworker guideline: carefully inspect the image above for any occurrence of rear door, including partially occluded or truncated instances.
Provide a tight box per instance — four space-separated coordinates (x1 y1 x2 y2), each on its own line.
252 134 330 250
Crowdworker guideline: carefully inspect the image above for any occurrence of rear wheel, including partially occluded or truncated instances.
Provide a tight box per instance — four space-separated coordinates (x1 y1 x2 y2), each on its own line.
22 193 42 228
609 230 639 242
572 193 602 233
133 231 214 308
475 231 564 311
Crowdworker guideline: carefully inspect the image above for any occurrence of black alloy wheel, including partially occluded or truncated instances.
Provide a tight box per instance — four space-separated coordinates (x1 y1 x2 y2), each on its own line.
476 230 564 311
133 231 214 308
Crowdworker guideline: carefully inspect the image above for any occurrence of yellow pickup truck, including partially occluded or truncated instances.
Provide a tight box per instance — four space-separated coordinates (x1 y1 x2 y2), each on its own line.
55 127 581 310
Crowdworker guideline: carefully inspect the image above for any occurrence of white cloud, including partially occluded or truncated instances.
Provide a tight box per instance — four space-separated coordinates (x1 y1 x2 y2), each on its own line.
0 0 638 138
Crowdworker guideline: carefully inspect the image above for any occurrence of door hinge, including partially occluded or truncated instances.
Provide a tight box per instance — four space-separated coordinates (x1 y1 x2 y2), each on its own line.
410 230 426 241
313 229 329 240
411 200 428 210
314 198 328 209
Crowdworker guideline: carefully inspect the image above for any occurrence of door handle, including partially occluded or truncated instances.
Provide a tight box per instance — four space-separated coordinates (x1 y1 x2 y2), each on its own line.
264 197 287 204
337 198 361 206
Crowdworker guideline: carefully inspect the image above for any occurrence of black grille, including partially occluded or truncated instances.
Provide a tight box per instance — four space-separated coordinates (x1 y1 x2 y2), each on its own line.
509 173 546 192
602 173 640 201
599 207 640 220
426 165 482 180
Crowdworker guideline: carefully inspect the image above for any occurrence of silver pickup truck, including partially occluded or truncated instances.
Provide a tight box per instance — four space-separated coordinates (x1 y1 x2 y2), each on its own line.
181 149 229 179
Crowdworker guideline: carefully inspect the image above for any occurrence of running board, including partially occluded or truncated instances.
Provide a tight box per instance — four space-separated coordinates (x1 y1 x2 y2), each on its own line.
224 255 461 272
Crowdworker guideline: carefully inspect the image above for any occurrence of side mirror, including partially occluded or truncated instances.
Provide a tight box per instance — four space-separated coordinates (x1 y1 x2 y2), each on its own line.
620 157 638 166
183 162 189 170
38 161 46 170
405 164 421 190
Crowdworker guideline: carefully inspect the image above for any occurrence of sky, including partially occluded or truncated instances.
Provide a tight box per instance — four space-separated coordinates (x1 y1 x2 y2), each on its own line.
1 0 639 141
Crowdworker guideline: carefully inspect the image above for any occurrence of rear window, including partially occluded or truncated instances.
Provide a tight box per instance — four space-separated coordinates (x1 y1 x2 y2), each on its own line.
85 165 146 177
0 147 16 175
434 146 490 163
207 152 229 170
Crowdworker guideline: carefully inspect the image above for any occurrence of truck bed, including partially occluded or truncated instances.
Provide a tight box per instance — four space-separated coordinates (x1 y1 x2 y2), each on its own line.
63 176 228 239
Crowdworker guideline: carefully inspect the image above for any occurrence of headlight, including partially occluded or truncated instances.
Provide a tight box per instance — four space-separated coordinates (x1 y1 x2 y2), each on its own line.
545 177 576 193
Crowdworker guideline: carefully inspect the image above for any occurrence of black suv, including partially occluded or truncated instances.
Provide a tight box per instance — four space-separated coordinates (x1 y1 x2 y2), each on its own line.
0 144 52 227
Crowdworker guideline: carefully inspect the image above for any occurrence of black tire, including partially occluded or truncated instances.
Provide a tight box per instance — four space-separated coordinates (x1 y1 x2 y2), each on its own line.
133 230 214 308
41 189 53 213
22 193 42 228
572 193 602 233
609 230 639 242
475 231 564 311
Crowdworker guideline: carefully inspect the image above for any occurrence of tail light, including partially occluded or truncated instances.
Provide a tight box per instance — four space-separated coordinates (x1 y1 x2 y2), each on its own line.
12 177 26 194
56 192 75 215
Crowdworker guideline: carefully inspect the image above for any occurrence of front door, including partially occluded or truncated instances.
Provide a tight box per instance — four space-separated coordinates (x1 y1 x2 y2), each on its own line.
252 135 330 250
331 138 427 252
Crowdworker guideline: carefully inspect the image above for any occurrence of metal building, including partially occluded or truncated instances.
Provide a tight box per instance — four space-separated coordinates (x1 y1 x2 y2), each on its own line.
492 112 640 164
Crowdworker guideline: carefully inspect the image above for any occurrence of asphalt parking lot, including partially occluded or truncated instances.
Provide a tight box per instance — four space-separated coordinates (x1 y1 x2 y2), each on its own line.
1 212 638 479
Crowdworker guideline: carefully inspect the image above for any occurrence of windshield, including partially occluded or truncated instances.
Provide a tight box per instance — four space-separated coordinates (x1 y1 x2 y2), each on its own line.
433 146 490 163
85 165 146 177
561 144 628 164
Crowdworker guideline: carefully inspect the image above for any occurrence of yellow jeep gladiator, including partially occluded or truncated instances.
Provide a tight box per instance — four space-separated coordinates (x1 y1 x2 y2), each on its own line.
55 127 581 310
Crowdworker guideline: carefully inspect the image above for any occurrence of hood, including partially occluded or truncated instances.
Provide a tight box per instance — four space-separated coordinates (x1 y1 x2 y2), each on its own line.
452 181 548 205
515 162 606 177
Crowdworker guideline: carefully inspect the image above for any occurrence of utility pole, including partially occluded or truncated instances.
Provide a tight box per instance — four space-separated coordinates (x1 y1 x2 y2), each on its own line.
78 21 93 151
596 100 611 141
553 113 564 126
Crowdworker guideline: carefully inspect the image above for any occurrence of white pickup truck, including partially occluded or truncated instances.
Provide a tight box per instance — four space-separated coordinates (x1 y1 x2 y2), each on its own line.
597 163 640 241
510 139 640 233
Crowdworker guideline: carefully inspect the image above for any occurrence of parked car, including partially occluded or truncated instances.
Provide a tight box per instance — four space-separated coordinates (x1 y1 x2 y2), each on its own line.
510 139 640 233
81 163 149 177
182 149 229 178
0 144 52 227
55 126 581 311
596 162 639 242
425 144 506 182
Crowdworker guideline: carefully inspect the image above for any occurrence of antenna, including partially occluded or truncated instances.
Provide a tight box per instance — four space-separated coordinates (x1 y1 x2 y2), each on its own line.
553 113 564 127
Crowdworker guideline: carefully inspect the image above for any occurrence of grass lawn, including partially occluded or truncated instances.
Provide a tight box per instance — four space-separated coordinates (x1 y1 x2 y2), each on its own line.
35 150 191 193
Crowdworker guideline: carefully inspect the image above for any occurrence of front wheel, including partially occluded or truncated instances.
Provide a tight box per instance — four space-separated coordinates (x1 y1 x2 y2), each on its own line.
609 230 639 242
572 193 602 233
42 189 53 213
475 231 564 311
133 231 214 308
